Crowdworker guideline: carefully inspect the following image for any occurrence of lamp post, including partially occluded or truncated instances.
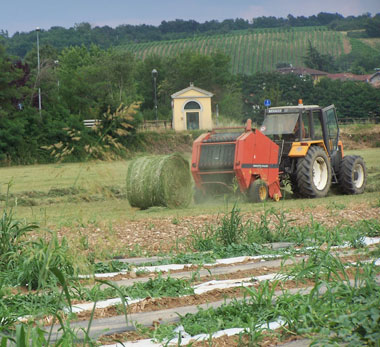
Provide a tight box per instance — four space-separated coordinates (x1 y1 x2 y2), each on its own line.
36 27 42 117
152 68 158 121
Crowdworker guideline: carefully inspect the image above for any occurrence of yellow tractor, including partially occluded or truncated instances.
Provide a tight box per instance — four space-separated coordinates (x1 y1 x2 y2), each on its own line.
260 102 366 198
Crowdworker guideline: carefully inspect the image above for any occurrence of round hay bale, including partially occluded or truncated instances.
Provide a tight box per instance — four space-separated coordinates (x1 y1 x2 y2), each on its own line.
126 153 192 209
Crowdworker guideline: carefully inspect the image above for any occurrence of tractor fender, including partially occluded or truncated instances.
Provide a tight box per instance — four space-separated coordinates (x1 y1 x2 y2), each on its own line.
288 141 328 158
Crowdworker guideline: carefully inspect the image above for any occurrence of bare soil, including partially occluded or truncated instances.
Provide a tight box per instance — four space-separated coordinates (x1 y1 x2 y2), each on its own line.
340 124 380 150
57 203 380 257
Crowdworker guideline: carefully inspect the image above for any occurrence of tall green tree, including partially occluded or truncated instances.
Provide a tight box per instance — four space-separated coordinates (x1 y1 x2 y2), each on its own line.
0 44 23 113
304 42 336 72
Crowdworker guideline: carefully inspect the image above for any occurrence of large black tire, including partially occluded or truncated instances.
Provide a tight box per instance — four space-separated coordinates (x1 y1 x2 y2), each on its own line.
247 179 268 203
338 155 366 194
296 146 332 198
289 173 300 197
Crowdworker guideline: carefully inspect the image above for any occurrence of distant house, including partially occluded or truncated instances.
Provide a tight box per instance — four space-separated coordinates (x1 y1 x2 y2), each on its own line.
276 66 328 83
171 83 213 131
326 71 380 87
368 71 380 88
326 73 371 82
277 66 380 88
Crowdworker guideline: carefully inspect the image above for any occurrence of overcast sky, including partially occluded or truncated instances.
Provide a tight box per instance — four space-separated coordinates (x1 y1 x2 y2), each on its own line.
1 0 379 35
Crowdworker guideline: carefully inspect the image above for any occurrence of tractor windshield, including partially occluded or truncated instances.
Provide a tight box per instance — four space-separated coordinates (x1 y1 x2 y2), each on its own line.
260 113 299 135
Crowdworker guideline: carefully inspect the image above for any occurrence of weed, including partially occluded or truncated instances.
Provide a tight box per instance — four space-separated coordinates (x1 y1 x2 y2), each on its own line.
189 224 219 252
171 217 180 225
94 260 131 274
219 204 246 246
189 205 296 255
0 209 38 264
15 232 79 290
70 274 194 302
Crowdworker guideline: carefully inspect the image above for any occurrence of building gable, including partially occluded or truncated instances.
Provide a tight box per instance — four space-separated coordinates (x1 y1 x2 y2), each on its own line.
171 83 214 99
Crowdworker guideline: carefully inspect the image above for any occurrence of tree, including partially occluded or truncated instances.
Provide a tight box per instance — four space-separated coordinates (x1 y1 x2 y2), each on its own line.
0 44 24 113
365 15 380 38
304 42 336 72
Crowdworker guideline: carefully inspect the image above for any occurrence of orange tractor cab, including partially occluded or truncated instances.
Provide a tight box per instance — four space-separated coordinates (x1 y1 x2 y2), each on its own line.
191 103 367 202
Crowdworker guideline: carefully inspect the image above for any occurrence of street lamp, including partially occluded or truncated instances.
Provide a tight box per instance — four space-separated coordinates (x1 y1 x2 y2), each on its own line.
152 68 158 121
36 27 42 117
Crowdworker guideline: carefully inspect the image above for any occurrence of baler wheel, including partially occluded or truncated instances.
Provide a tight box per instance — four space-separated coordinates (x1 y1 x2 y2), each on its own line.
338 155 366 194
248 179 268 203
296 146 331 198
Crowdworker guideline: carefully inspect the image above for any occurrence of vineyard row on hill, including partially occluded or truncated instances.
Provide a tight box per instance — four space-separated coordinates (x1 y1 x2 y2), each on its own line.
122 27 345 74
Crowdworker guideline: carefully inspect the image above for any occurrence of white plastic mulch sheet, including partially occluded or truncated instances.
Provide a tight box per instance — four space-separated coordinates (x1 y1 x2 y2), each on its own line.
69 255 380 314
65 273 285 314
66 297 144 314
100 320 285 346
331 237 380 249
63 256 380 314
84 237 380 279
79 253 282 279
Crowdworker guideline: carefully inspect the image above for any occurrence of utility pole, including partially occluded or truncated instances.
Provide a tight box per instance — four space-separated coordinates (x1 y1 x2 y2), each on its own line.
152 69 158 122
36 27 42 118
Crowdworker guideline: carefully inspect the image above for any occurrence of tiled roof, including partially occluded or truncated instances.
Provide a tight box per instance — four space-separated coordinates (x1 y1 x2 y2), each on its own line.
327 73 371 81
277 66 328 76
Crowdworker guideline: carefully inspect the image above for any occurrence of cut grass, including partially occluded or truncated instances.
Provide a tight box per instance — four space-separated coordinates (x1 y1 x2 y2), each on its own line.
0 147 377 227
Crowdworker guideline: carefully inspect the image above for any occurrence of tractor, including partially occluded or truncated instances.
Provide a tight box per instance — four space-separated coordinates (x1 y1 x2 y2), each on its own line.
191 103 367 202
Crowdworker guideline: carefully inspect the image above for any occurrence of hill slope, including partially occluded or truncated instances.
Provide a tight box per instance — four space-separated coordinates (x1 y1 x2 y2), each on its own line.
122 27 345 74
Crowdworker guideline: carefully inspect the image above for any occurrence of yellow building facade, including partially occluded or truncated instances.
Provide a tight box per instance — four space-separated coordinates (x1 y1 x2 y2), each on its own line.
171 83 213 131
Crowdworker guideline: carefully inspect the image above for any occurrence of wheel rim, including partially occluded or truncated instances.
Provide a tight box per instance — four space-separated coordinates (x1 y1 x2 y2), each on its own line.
312 156 328 190
259 186 267 201
353 163 365 188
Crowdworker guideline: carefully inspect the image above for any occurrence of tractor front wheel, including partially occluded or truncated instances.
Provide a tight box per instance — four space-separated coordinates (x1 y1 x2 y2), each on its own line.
296 146 331 198
248 179 268 203
338 155 366 194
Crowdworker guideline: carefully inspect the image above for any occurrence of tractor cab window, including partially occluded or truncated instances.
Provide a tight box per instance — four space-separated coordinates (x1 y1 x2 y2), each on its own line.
325 106 339 152
301 111 310 138
312 110 323 140
261 113 299 136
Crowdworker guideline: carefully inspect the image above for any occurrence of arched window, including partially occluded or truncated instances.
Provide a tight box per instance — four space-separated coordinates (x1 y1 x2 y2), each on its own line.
184 101 201 110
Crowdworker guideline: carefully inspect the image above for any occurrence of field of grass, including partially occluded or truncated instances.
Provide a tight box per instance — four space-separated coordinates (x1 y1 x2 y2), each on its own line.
0 147 378 228
122 26 345 74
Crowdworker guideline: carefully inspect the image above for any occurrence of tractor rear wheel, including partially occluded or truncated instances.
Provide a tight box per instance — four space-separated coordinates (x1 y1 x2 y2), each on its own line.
248 179 268 203
296 146 331 198
338 155 366 194
289 174 300 197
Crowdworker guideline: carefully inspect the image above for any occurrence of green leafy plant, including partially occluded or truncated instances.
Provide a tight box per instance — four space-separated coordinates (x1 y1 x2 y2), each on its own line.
0 209 38 266
15 232 77 290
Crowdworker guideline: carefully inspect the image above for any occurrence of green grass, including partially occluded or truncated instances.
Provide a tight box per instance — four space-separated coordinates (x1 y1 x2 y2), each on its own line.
0 147 378 228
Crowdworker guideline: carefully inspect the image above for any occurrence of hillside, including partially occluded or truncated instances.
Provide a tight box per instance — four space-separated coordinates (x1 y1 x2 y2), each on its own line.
122 27 346 74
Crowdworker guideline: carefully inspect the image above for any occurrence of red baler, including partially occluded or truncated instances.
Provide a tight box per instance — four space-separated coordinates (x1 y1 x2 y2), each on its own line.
191 121 282 202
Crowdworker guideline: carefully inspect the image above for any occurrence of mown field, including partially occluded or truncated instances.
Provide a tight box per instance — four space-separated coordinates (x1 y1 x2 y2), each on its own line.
122 27 345 74
0 147 378 228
